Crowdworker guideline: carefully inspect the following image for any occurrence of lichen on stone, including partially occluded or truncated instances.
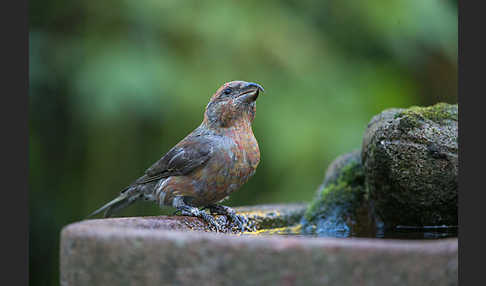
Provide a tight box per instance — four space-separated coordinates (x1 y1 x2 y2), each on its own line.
243 224 303 236
236 204 307 230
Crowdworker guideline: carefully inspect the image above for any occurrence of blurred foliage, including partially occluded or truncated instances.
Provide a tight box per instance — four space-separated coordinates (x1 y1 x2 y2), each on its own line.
29 0 457 285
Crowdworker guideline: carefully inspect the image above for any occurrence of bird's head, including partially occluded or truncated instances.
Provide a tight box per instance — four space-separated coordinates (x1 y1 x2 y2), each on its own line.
203 81 264 128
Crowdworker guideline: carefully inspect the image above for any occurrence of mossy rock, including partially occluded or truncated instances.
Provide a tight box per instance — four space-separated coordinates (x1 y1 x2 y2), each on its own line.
301 151 376 237
362 103 458 228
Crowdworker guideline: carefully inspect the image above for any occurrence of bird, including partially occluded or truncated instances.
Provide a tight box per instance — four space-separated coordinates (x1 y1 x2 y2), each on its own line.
88 80 264 232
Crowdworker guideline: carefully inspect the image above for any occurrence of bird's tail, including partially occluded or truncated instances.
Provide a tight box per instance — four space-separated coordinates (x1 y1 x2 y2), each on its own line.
87 189 142 219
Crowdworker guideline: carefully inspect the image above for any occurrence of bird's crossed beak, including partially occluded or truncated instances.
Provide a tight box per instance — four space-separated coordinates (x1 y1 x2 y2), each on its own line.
237 82 265 103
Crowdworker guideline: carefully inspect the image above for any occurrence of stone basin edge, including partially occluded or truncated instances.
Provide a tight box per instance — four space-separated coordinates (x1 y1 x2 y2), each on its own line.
61 203 458 254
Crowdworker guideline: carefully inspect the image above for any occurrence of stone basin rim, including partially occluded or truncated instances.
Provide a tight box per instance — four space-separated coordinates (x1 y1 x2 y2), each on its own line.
62 216 458 254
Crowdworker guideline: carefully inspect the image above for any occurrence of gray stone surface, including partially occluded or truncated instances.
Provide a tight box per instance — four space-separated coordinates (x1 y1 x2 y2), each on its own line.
361 103 458 227
61 204 457 286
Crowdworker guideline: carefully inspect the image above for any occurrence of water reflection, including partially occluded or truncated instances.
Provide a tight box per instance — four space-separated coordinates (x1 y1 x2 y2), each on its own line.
249 224 458 239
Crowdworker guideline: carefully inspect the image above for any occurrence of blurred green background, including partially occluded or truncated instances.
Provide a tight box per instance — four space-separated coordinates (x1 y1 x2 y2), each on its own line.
29 0 457 285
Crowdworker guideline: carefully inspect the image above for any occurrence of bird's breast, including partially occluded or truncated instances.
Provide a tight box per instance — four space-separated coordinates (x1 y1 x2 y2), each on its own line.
203 127 259 190
228 124 260 172
172 125 260 206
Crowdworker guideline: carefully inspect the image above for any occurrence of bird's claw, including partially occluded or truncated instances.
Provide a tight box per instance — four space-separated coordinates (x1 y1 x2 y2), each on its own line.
207 204 253 233
200 212 223 232
179 207 222 232
177 204 253 233
228 213 252 232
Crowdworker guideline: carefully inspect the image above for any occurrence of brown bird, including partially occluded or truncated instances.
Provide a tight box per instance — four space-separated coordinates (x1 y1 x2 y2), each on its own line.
88 81 264 231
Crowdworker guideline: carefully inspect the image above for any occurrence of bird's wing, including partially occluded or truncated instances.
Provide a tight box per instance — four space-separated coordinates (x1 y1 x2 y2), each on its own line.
133 135 214 185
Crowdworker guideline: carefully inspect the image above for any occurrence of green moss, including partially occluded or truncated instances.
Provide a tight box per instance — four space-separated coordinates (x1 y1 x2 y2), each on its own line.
304 161 365 222
394 103 458 127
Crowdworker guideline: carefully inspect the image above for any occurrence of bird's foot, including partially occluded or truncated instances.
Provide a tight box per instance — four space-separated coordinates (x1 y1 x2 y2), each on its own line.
177 205 222 232
207 204 252 232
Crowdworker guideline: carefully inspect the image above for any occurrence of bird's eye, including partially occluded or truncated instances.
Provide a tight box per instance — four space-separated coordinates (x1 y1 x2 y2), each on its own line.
223 88 232 95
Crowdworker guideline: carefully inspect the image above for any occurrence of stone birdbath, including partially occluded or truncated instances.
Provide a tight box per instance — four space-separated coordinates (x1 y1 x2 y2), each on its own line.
61 103 458 286
61 204 457 285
